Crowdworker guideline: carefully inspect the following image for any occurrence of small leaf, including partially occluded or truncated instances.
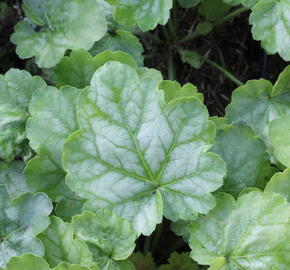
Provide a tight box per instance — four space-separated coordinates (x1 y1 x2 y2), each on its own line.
130 252 156 270
211 122 272 195
90 30 144 66
39 216 92 267
159 252 200 270
159 80 203 103
72 210 136 269
0 69 46 161
11 0 107 68
189 190 290 268
108 0 173 31
63 62 226 235
56 50 137 89
179 50 203 69
198 0 230 21
0 186 52 267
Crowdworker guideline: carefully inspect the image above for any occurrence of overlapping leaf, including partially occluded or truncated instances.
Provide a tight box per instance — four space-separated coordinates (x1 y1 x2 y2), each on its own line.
63 61 226 235
189 190 290 269
72 210 136 270
0 69 46 161
106 0 173 31
56 50 137 89
130 252 156 270
5 254 92 270
211 122 272 195
0 185 52 267
39 216 93 267
225 66 290 158
0 161 30 198
90 30 144 66
11 0 107 68
159 252 200 270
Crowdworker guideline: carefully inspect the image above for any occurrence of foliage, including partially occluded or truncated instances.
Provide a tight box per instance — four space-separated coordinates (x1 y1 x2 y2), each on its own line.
2 0 290 269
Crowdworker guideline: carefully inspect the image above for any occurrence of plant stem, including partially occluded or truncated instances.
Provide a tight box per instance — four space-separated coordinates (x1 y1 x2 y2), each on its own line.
178 7 248 44
143 237 151 254
199 54 243 86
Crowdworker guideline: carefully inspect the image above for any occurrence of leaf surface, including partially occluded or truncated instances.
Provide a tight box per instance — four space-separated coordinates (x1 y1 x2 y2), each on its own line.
159 252 200 270
0 69 46 161
107 0 173 31
39 216 92 267
63 62 226 235
189 190 290 269
11 0 107 68
0 186 52 267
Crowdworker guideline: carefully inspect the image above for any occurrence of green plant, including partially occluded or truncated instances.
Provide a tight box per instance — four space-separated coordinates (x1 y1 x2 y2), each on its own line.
2 0 290 269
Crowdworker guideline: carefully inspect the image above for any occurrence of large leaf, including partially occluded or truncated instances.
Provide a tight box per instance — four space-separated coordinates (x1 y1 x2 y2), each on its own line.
189 190 290 269
0 161 30 198
63 62 226 235
39 216 93 268
269 115 290 168
107 0 173 31
130 252 156 270
6 254 91 270
11 0 107 68
72 210 136 270
0 185 52 267
56 50 137 89
225 66 290 156
90 30 144 66
159 252 200 270
0 69 46 161
250 0 290 61
211 122 272 195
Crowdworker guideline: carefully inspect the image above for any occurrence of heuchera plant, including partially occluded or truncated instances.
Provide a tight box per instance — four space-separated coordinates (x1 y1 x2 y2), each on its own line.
2 0 290 269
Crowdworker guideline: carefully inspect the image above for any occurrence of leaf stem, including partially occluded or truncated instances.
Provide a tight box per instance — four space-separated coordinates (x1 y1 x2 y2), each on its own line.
178 7 248 44
199 54 243 86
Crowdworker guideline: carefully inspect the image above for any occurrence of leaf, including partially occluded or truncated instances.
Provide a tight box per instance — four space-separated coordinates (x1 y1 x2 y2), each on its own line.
0 185 53 268
107 0 173 31
211 122 272 196
265 168 290 202
90 30 144 66
130 252 156 270
56 50 137 89
0 69 46 161
11 0 107 68
63 62 226 235
198 0 230 21
222 0 241 6
189 190 290 269
225 68 290 159
6 254 91 270
159 252 200 270
249 0 290 61
179 50 203 69
269 115 290 167
159 80 204 103
39 216 92 267
170 220 192 242
178 0 201 8
55 197 84 222
0 161 30 198
25 86 80 201
72 210 136 269
209 117 229 131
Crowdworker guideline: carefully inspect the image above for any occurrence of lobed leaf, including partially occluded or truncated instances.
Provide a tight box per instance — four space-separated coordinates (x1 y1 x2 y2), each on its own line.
189 190 290 269
0 186 52 267
11 0 107 68
63 61 226 235
0 69 46 161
